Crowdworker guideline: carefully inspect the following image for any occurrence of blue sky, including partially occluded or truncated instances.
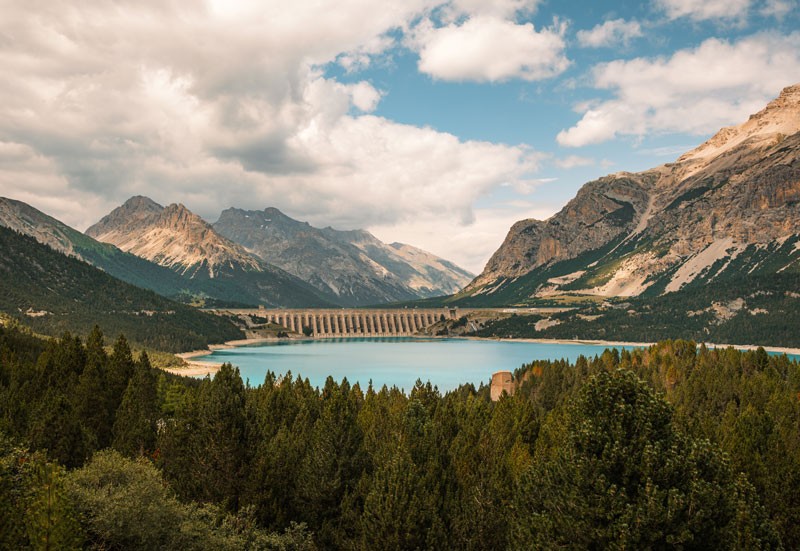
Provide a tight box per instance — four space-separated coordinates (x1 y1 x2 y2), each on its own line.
0 0 798 272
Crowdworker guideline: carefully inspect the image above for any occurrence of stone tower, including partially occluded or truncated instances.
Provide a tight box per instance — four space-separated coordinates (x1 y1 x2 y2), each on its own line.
490 371 515 401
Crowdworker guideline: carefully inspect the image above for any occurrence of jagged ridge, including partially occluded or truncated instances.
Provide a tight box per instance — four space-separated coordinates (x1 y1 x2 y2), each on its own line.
213 207 473 306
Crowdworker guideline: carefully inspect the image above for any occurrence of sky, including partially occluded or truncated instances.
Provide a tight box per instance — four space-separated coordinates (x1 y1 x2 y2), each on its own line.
0 0 798 273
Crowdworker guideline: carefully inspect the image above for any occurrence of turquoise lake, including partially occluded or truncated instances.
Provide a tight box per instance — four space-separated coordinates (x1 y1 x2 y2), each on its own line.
195 338 800 392
195 337 643 392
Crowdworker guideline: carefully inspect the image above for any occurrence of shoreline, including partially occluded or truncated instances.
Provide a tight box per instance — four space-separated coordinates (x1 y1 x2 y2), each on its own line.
167 335 800 378
166 337 281 377
460 335 800 356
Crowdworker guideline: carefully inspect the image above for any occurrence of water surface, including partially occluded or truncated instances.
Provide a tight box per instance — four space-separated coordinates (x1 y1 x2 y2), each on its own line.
195 337 640 392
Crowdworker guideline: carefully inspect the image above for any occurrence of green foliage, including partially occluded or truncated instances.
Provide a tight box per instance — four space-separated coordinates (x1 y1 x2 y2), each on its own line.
112 352 159 458
66 449 316 551
2 324 798 549
511 369 763 549
0 435 33 549
0 226 243 352
25 460 84 551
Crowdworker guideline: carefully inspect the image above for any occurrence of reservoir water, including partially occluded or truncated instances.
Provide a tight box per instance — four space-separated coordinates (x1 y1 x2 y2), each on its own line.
195 337 800 392
195 337 642 392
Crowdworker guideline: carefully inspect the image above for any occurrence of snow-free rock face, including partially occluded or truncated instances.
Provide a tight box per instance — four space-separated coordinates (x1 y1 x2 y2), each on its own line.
87 197 262 278
213 207 474 306
0 197 85 257
462 84 800 304
86 198 331 307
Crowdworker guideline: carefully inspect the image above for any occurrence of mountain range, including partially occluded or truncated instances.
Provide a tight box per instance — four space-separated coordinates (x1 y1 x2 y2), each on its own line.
454 83 800 307
85 197 472 306
0 194 473 309
213 207 473 305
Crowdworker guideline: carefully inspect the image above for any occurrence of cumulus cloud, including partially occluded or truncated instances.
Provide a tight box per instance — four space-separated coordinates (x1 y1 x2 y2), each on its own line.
413 16 569 82
576 19 643 48
557 32 800 147
655 0 753 21
0 0 546 263
370 202 556 274
438 0 541 21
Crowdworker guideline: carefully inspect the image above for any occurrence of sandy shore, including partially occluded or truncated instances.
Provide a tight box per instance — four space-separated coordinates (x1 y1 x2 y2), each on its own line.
165 338 279 377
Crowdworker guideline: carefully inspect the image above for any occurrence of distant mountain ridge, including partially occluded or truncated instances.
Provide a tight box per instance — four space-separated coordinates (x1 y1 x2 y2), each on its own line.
86 197 331 307
87 197 262 277
213 207 473 306
456 83 800 306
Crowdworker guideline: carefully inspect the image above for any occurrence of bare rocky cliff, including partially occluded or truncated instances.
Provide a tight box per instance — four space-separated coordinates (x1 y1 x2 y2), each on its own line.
463 84 800 304
87 197 262 277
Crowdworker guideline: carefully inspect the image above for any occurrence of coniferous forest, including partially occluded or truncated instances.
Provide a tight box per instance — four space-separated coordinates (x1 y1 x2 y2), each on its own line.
1 323 798 550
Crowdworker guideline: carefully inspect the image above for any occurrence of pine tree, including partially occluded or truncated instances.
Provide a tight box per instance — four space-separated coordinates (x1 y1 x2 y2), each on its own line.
25 460 83 551
112 352 158 458
28 390 88 469
195 363 248 509
106 335 135 414
72 327 111 450
510 369 778 550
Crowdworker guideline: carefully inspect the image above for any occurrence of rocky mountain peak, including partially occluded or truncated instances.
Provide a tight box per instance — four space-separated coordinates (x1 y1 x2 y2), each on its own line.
87 200 262 276
122 195 163 212
680 83 800 164
461 84 800 304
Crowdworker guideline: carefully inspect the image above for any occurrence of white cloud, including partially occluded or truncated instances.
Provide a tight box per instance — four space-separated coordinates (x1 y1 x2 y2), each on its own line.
0 0 549 271
655 0 753 21
576 19 643 48
349 82 383 112
557 32 800 147
370 202 556 274
414 16 569 82
443 0 541 20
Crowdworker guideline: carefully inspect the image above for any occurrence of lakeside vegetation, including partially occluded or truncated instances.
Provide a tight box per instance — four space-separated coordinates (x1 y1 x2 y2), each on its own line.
1 323 798 549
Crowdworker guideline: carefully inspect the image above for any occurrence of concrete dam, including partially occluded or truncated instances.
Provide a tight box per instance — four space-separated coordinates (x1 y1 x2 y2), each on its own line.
223 308 459 338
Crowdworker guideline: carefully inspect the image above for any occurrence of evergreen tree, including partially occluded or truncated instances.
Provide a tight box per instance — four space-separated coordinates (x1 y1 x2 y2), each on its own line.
106 335 135 413
510 369 779 549
28 390 88 469
196 363 248 509
71 327 111 450
297 378 366 548
112 352 158 457
25 460 83 551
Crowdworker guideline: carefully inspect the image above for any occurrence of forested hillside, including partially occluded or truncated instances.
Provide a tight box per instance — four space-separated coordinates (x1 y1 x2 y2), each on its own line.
1 324 797 549
474 271 800 347
0 227 243 351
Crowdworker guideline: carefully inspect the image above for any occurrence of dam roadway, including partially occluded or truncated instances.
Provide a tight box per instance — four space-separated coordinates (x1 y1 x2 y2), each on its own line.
213 307 569 338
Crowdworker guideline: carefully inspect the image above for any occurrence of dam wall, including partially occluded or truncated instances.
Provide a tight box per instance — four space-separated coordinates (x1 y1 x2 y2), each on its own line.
223 308 459 338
